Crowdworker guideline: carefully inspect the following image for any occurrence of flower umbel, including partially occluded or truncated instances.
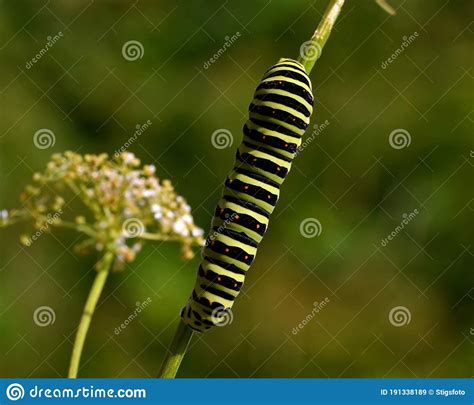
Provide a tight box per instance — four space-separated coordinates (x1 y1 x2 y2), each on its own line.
1 151 204 264
1 151 204 378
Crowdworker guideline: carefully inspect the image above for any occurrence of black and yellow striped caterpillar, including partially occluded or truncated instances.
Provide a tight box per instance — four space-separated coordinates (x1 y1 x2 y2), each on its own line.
181 58 314 332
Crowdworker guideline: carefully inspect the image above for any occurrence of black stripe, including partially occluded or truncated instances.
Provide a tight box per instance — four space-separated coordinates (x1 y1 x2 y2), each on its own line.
236 150 288 179
262 68 311 88
243 124 298 155
223 195 270 218
256 80 313 105
265 62 306 75
215 206 267 237
242 140 292 162
199 265 243 292
253 92 311 117
213 226 259 247
250 118 300 138
192 289 225 310
204 256 247 276
234 167 281 188
225 177 278 208
249 104 309 131
199 284 236 301
207 240 254 265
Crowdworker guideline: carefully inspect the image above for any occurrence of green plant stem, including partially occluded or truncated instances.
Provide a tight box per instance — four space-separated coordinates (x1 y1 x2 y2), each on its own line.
297 0 346 75
158 319 194 378
68 249 114 378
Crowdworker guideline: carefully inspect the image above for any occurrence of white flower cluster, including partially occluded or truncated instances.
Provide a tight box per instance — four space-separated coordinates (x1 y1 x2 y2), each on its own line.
2 151 204 266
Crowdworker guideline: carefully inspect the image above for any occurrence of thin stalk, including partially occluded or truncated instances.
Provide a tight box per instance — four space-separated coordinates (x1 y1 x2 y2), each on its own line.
297 0 346 75
158 319 194 378
68 249 115 378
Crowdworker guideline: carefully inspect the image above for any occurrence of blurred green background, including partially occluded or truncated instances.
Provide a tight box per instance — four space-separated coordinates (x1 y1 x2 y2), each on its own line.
0 0 472 378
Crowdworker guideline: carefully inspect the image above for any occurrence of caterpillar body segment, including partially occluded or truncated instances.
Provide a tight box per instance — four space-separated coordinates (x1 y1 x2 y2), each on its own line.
181 58 314 332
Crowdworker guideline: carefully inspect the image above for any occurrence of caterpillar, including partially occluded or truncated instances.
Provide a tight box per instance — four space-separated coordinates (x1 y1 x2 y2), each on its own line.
181 58 314 332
